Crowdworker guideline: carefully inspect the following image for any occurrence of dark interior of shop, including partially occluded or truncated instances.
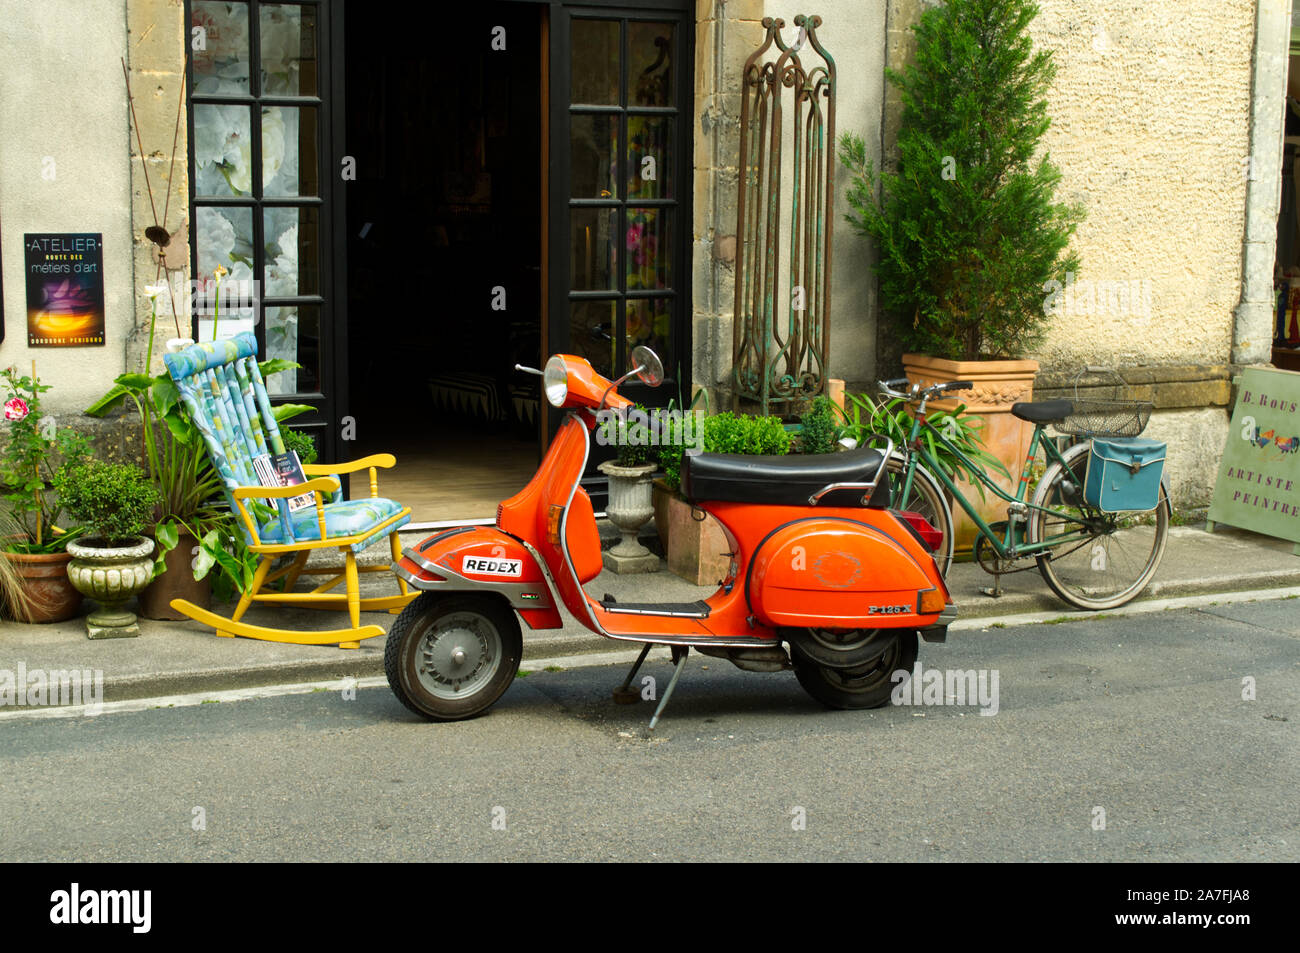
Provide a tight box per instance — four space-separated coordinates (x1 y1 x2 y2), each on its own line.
344 1 543 520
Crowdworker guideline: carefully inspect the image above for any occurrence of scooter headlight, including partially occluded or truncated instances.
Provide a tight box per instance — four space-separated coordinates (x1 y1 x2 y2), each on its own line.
543 355 569 407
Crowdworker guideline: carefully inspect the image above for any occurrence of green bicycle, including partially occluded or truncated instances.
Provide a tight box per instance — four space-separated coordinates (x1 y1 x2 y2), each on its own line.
876 377 1170 611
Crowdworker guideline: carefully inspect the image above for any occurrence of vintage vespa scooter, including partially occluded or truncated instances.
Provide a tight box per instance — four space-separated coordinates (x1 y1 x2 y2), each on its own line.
385 347 956 726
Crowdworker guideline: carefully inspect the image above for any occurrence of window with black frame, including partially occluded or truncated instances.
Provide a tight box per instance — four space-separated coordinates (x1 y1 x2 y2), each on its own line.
567 15 680 382
187 0 325 398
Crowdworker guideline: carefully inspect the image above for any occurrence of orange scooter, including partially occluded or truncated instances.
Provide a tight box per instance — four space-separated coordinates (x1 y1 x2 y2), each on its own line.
385 347 956 726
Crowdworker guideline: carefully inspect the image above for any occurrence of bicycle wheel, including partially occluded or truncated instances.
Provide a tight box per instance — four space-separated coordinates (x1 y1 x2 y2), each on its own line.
1028 441 1170 610
885 454 954 577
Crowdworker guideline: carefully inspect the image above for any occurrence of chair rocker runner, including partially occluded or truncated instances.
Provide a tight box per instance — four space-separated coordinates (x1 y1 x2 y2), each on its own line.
164 332 416 648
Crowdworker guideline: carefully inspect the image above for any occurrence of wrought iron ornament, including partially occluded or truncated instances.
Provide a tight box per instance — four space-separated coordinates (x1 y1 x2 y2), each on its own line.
732 15 836 413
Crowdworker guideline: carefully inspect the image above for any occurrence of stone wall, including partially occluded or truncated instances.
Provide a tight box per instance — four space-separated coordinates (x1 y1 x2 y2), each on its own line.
124 0 192 379
0 0 135 417
870 0 1286 511
0 0 187 431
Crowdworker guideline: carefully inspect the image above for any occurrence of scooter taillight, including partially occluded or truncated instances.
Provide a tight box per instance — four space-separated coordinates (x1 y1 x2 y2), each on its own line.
895 510 942 551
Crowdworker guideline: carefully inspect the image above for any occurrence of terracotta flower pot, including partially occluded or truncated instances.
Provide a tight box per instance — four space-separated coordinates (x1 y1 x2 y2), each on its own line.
651 479 731 586
138 531 212 620
903 353 1040 556
2 549 83 623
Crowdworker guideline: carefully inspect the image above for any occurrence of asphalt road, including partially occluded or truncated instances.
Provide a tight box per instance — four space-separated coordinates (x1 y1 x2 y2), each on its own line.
2 600 1297 862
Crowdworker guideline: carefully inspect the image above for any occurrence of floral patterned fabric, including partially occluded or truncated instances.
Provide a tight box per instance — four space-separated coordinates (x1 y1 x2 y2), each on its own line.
257 498 405 547
165 331 407 551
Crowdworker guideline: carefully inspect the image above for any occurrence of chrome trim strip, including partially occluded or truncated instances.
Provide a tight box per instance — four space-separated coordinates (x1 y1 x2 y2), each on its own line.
937 605 959 626
601 604 709 618
594 631 778 649
558 413 610 636
808 434 894 505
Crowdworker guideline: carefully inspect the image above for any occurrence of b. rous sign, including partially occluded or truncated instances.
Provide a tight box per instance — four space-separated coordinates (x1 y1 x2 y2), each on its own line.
1208 367 1300 552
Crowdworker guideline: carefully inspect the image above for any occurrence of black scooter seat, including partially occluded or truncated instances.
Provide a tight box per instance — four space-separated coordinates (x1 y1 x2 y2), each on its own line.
680 447 889 507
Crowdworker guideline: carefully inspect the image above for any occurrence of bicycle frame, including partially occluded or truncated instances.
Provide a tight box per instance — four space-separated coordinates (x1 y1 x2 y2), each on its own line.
892 413 1092 559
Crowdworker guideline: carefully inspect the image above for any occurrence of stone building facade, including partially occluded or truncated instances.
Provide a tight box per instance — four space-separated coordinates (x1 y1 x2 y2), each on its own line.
1 0 1293 513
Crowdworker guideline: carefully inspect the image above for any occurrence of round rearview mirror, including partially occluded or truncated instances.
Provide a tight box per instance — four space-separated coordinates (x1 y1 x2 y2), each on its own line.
630 346 664 387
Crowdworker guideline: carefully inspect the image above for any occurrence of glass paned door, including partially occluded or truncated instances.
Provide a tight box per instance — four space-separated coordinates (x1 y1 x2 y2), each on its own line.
558 8 688 390
187 0 330 420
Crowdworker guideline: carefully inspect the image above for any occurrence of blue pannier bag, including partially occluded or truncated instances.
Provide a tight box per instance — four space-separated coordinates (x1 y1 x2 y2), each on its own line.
1083 437 1166 512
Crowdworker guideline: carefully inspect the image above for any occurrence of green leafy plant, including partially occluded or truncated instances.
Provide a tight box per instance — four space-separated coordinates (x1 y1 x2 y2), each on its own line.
659 412 792 492
193 525 259 603
600 403 655 467
842 392 1009 499
1 367 90 553
54 461 162 545
798 396 840 455
281 427 319 465
838 0 1083 361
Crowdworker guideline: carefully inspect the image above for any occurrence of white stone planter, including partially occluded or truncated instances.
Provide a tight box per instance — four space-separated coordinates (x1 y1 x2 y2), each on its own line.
598 460 658 573
65 536 155 639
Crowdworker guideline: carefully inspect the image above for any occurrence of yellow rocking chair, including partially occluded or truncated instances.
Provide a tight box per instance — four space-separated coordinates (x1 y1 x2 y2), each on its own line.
163 333 416 648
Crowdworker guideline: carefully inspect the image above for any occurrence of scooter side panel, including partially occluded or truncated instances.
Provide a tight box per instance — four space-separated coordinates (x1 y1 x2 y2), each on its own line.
396 526 563 629
742 514 947 630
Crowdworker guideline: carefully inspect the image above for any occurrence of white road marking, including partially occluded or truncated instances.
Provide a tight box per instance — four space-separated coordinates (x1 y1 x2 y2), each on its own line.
950 585 1300 631
3 588 1295 721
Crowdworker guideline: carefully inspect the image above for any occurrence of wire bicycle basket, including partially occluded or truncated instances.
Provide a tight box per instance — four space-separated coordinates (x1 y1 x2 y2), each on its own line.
1053 366 1152 438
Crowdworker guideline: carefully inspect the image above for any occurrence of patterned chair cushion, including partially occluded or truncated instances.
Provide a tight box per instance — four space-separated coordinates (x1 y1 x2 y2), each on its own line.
259 497 408 547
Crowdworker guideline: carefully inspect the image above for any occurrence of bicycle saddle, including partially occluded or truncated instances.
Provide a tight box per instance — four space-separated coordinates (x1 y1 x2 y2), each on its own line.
1011 400 1074 423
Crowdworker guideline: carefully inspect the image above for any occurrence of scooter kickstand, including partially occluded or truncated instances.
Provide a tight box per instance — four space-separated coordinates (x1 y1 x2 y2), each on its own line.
648 647 689 731
612 643 653 704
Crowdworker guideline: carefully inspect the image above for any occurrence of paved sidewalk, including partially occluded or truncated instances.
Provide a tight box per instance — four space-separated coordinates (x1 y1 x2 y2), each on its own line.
2 522 1297 706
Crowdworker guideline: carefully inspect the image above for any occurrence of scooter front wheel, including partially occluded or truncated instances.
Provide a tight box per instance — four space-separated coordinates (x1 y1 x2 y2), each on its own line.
385 593 522 721
791 631 918 710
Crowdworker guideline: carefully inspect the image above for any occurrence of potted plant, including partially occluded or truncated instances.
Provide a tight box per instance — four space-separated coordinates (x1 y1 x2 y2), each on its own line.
838 0 1083 549
56 460 161 638
798 396 840 455
0 366 91 622
655 411 792 585
597 404 659 573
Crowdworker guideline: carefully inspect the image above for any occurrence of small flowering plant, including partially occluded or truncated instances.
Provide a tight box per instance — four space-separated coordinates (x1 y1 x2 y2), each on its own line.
0 366 90 553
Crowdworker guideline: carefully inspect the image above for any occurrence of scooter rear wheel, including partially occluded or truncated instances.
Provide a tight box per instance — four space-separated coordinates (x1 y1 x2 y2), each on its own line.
385 592 522 721
791 630 917 710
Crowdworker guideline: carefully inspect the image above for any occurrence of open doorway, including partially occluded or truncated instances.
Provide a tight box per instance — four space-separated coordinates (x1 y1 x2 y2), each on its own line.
344 2 544 521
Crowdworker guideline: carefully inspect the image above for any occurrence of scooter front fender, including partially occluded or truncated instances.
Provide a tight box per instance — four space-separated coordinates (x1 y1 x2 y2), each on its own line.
396 526 563 629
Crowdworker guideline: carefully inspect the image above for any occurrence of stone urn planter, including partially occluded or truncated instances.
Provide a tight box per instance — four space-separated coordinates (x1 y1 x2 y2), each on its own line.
651 479 731 586
65 536 155 639
2 549 84 623
903 353 1040 557
598 460 659 573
